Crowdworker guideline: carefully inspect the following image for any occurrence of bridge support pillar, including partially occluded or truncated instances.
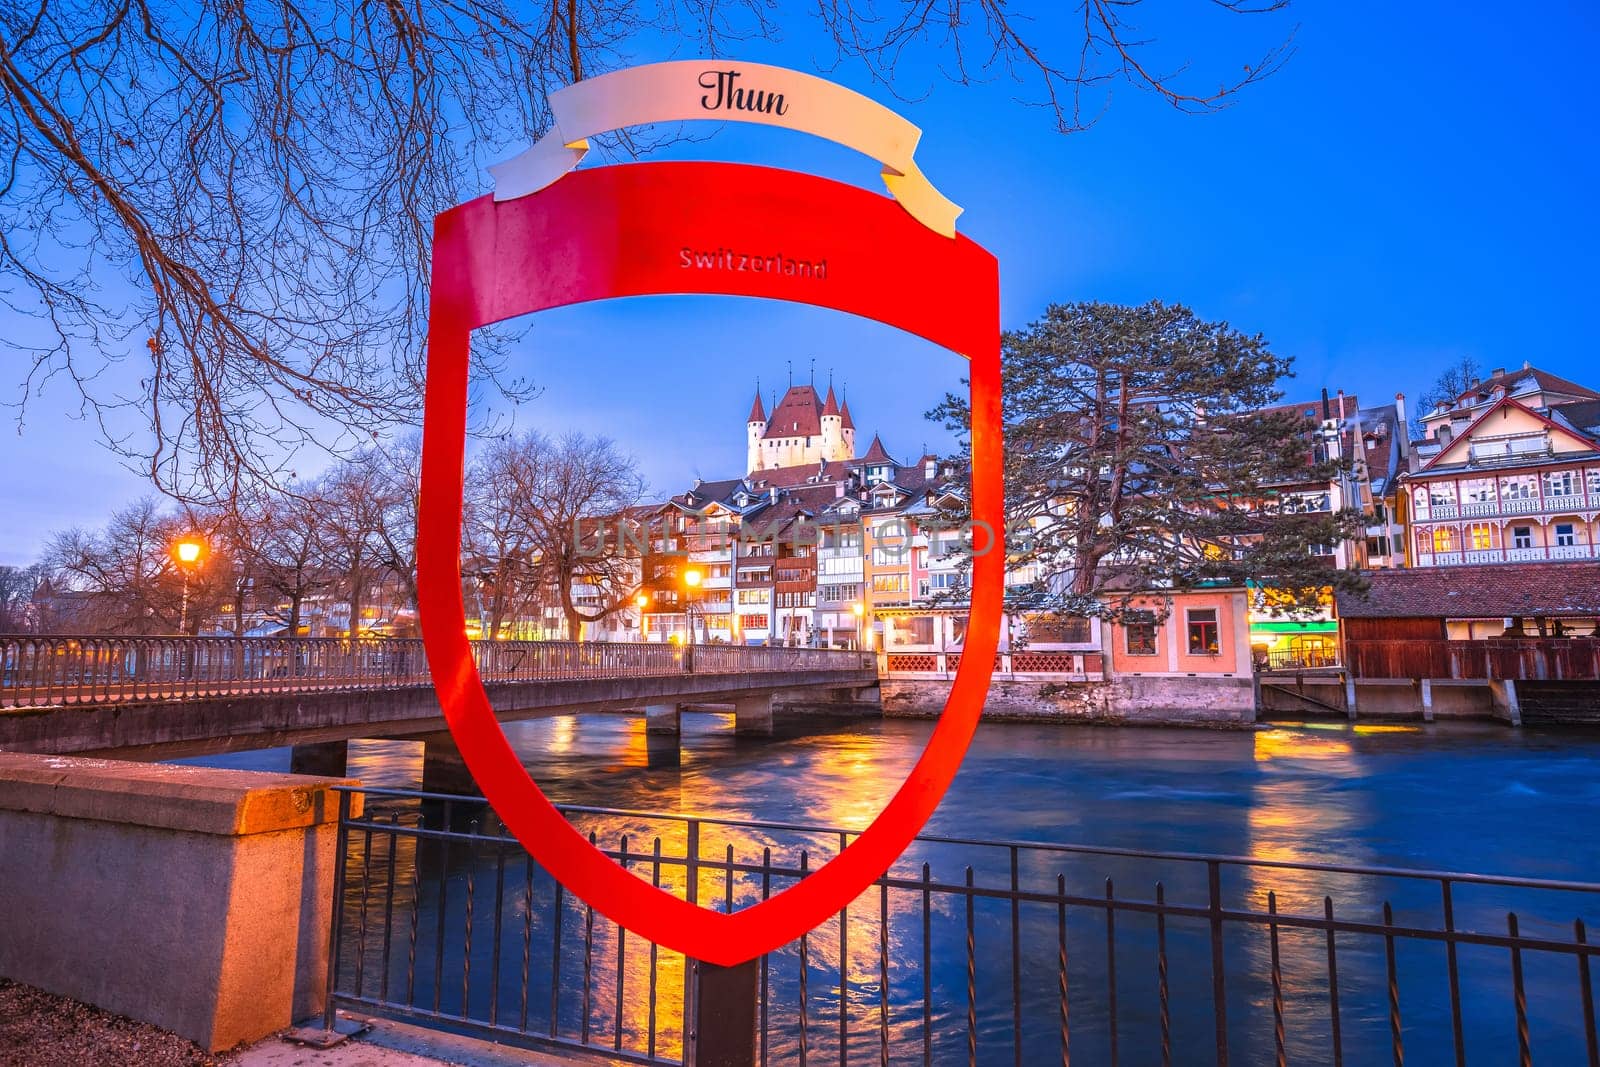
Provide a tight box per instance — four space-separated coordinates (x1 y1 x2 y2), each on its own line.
1419 679 1435 723
289 739 348 777
1344 674 1358 720
733 694 774 737
646 703 682 735
420 735 481 797
1490 679 1523 726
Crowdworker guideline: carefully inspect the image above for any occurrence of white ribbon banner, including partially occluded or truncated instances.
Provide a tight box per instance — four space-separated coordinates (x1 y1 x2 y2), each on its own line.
489 60 962 238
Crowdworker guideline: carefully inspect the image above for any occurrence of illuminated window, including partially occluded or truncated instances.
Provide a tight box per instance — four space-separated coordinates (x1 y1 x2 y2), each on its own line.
1125 613 1158 656
1467 523 1498 550
1432 527 1459 553
1186 609 1220 655
872 574 908 594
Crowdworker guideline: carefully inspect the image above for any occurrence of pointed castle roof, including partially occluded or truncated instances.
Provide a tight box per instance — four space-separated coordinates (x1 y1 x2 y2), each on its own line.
762 384 827 438
747 388 766 423
840 395 855 430
822 385 840 417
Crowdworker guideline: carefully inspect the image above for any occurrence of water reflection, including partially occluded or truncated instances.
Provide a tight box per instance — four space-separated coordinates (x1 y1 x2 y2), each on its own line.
187 715 1600 1064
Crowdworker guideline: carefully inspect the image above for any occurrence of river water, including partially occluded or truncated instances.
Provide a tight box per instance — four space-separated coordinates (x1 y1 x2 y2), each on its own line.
186 715 1600 1064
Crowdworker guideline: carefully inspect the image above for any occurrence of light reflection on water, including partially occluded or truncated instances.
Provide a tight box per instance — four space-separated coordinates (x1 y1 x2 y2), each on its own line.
185 714 1600 1064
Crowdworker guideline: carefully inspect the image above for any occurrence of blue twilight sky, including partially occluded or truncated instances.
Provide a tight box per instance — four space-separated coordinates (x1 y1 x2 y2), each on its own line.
3 2 1598 563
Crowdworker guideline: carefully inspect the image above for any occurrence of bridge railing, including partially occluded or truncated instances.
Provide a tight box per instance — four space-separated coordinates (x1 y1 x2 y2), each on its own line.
0 636 875 709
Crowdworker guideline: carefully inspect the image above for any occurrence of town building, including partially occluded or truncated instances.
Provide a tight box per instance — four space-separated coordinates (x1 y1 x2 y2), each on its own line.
1245 391 1409 667
1402 364 1600 568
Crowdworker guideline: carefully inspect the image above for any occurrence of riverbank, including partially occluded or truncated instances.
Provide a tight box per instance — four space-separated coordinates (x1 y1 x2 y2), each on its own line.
0 978 621 1067
0 979 224 1067
881 674 1258 725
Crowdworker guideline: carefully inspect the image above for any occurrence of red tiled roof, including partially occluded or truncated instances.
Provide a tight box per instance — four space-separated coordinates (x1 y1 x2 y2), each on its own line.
822 385 839 417
1455 365 1599 407
1256 394 1361 423
859 434 895 464
762 385 824 439
840 397 855 430
748 459 852 489
747 388 766 423
1336 564 1600 618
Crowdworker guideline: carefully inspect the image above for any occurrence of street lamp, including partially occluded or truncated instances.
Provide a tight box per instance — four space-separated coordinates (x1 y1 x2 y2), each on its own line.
851 600 865 651
636 592 650 641
172 535 207 635
682 568 704 645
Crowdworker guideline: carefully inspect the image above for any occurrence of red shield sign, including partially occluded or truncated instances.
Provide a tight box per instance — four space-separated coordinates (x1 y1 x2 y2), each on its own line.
418 160 1002 966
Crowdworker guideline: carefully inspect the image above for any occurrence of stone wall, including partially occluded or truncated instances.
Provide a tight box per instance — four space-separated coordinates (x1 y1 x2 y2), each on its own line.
0 754 355 1051
882 675 1255 726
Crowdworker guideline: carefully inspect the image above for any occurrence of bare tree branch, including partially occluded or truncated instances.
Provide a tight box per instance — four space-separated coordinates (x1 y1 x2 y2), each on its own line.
1 0 1293 501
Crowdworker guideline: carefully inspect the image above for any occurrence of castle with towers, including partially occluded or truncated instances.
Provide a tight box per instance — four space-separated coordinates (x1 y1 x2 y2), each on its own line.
746 379 857 473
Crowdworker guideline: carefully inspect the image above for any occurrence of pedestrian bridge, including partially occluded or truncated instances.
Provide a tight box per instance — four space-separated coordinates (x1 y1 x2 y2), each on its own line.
0 636 878 761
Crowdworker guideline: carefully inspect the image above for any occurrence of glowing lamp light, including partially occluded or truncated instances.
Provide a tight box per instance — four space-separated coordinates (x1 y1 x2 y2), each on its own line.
174 538 204 564
851 602 865 617
683 569 703 588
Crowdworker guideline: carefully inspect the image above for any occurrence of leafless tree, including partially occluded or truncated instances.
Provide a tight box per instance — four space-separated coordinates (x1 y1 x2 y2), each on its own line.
1 1 1294 503
464 436 548 637
40 497 212 632
478 430 647 639
366 434 425 620
1412 356 1485 437
0 563 44 631
246 481 334 635
321 458 399 637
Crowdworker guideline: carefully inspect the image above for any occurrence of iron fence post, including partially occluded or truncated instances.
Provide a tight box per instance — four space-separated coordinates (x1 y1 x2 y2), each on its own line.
321 789 352 1033
684 958 761 1067
1208 860 1229 1066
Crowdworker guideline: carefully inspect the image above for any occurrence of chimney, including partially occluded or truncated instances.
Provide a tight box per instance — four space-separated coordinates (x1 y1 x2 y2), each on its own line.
1321 388 1331 422
924 458 937 479
1394 392 1409 461
1492 368 1505 377
1336 390 1347 421
769 486 778 504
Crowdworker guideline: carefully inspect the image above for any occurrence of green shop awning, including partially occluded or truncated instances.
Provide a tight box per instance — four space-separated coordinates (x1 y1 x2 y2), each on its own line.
1250 620 1340 634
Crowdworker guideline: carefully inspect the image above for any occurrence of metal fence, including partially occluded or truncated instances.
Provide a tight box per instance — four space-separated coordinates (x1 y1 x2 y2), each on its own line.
1256 648 1342 673
324 786 1600 1066
0 636 874 709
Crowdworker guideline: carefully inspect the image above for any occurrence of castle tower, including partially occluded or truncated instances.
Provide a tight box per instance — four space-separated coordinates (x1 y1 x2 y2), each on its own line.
820 384 844 461
839 392 857 459
746 387 767 473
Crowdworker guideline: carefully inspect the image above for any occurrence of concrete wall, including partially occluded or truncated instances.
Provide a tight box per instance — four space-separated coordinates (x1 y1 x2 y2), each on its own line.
882 675 1255 726
1258 677 1505 722
0 754 355 1051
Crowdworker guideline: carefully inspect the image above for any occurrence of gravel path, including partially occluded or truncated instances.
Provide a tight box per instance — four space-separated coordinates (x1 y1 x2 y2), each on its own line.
0 978 235 1067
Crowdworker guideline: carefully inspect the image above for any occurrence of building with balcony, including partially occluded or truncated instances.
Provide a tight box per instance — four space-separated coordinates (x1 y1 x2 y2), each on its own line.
1402 364 1600 568
1244 391 1409 664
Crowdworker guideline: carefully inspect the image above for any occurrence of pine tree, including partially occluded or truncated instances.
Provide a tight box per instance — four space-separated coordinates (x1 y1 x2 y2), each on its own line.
929 300 1367 621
